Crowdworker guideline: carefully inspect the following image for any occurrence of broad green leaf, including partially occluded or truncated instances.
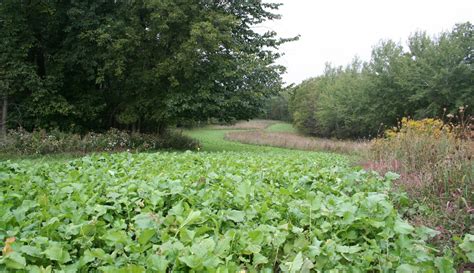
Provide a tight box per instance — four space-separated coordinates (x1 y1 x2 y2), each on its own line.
336 245 361 254
434 257 455 273
415 226 440 240
396 264 419 273
146 255 169 273
180 210 201 227
134 213 156 230
179 255 202 269
224 210 245 223
138 229 156 245
301 259 314 273
308 238 322 258
287 252 304 273
394 219 414 235
248 230 264 244
120 265 146 273
191 238 216 255
459 234 474 262
43 245 71 264
20 245 42 257
253 253 268 266
26 265 53 273
102 230 129 245
244 244 261 254
202 255 222 268
3 252 26 269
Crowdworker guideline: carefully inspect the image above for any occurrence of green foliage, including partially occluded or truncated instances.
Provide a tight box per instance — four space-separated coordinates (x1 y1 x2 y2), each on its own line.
289 78 322 135
260 90 293 122
289 22 473 139
459 234 474 262
290 60 376 138
0 0 293 132
0 128 198 155
0 152 457 271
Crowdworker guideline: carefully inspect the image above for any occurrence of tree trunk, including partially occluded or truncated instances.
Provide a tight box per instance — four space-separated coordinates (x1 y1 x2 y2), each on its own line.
1 96 7 139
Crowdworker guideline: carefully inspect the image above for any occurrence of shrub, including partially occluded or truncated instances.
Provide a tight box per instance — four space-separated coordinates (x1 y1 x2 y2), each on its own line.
0 128 199 155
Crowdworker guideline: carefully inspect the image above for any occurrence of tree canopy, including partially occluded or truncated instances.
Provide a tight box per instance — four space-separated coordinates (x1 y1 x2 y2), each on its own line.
290 22 473 139
0 0 293 133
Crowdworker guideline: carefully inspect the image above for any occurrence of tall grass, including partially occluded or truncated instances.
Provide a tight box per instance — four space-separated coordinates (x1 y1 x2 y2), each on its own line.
210 120 276 130
368 115 473 244
226 131 368 154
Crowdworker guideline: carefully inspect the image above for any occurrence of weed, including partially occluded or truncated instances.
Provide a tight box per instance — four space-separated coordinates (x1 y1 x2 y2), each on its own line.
368 114 473 251
0 128 198 156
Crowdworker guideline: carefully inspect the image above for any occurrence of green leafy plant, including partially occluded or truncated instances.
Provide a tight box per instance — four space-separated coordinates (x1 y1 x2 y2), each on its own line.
0 151 458 272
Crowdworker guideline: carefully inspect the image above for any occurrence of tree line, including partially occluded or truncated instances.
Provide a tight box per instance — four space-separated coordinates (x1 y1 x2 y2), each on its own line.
0 0 293 135
288 22 473 139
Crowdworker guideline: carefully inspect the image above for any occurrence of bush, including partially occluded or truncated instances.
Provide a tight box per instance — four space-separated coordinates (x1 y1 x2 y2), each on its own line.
369 117 473 247
0 128 199 155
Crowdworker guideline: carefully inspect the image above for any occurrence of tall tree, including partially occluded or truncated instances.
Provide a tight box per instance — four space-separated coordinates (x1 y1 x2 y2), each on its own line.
0 0 294 133
289 22 473 139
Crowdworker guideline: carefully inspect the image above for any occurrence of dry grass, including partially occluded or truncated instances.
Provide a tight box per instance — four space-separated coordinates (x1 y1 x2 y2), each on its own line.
210 120 277 130
225 130 369 154
366 117 473 247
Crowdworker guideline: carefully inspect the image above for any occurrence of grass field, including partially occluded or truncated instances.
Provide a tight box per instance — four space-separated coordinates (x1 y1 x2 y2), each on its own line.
217 121 368 155
184 129 283 153
0 124 469 272
185 128 314 154
265 122 299 134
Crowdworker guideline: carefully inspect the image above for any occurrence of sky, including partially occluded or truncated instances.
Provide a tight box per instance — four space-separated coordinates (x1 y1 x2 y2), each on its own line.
261 0 474 85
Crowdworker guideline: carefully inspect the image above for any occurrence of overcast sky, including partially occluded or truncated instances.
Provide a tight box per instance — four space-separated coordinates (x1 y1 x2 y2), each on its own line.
261 0 474 85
